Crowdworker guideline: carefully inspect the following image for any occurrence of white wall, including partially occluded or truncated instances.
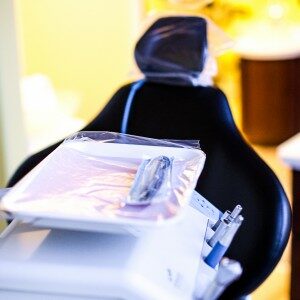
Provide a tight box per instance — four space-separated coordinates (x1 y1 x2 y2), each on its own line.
0 0 27 186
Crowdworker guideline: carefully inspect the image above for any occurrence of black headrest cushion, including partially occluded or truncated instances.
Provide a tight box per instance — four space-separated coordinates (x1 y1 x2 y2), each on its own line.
134 16 207 79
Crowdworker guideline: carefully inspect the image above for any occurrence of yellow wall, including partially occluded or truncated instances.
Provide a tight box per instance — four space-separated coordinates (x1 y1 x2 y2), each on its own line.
16 0 143 121
16 0 299 125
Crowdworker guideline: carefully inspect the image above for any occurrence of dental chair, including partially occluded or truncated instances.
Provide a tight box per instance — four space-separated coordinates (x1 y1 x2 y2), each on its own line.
7 17 291 299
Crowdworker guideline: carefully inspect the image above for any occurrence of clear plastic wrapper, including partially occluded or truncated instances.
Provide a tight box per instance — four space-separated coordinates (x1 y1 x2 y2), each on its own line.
1 132 206 232
133 14 233 86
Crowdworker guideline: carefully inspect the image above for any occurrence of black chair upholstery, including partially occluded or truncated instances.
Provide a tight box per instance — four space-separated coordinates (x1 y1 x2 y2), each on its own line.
8 82 292 299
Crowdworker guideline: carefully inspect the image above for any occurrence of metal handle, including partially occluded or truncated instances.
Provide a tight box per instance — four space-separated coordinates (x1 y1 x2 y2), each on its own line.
0 188 13 220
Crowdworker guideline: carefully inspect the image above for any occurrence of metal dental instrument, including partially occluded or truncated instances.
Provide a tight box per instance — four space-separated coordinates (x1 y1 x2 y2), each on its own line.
211 210 230 231
0 188 10 199
208 217 231 247
202 258 243 300
211 204 243 231
227 205 243 222
205 216 244 268
126 156 173 206
0 188 13 221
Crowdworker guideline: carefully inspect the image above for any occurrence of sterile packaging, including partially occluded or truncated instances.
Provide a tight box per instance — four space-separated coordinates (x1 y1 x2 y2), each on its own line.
1 132 206 234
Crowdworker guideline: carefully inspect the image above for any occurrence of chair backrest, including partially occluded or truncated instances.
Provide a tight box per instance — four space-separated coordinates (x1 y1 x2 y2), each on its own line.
8 82 291 298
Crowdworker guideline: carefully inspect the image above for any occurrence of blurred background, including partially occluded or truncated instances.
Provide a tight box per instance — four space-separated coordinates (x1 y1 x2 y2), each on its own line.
0 0 300 299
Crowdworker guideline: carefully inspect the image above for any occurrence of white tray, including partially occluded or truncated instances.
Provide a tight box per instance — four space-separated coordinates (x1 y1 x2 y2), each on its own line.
1 141 205 235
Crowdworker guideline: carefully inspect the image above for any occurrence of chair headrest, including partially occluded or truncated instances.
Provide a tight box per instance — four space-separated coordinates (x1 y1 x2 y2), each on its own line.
134 16 208 86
